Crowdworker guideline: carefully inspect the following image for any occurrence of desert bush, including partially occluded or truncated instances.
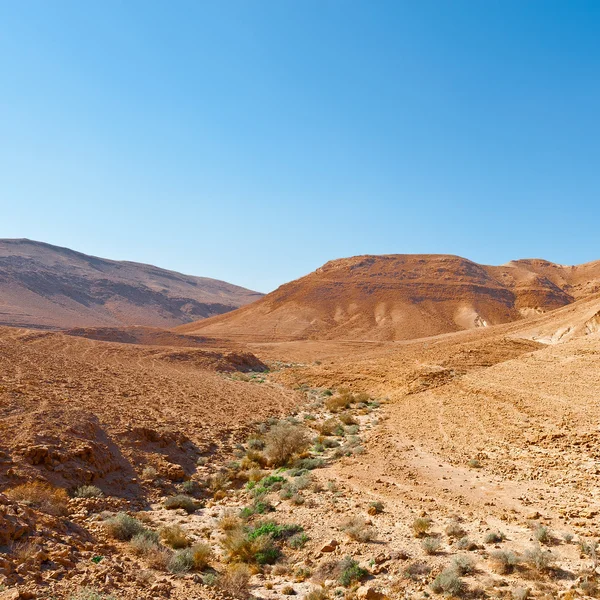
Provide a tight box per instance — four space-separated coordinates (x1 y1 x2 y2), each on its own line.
219 510 242 532
217 563 251 599
456 537 478 551
130 530 160 555
412 517 432 538
141 465 158 480
74 485 104 499
484 530 506 544
168 548 195 573
146 546 172 571
247 436 265 450
512 588 530 600
325 395 351 413
264 422 310 467
319 418 343 436
179 480 200 495
523 545 553 572
421 536 441 555
304 587 330 600
562 531 574 543
160 524 190 549
190 542 213 570
467 458 482 469
104 513 146 541
240 500 274 518
247 521 303 541
339 412 358 425
403 561 431 580
533 524 551 544
282 585 296 595
490 550 520 574
163 494 197 514
340 516 376 542
452 555 475 575
293 457 324 471
70 589 116 600
369 501 384 514
209 472 232 495
579 539 599 565
222 526 280 565
445 521 466 539
6 482 69 516
431 569 464 596
292 493 305 505
289 532 309 549
338 556 367 587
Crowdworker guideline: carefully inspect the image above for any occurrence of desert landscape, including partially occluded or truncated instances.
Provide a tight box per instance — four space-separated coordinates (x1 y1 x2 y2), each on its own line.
1 246 600 600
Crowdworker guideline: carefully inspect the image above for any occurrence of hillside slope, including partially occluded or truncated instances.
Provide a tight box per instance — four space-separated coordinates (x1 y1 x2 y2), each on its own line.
179 254 600 341
0 239 262 329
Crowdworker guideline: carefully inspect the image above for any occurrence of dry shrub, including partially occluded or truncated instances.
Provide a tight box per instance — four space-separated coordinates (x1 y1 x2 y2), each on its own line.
304 587 330 600
191 542 213 570
130 533 158 556
222 526 276 564
12 540 37 563
219 510 243 532
338 412 358 426
5 482 69 516
74 485 104 499
445 521 466 539
490 550 519 574
431 568 464 596
326 395 351 413
412 517 432 538
160 524 190 549
217 563 252 599
523 545 553 573
340 516 376 542
146 546 172 571
264 422 310 467
209 472 232 496
318 418 343 436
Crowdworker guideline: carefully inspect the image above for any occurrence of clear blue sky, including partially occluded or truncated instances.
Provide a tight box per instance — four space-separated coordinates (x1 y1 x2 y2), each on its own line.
1 1 599 292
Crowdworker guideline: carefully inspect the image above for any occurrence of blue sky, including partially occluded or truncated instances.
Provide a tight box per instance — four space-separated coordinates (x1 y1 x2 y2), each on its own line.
1 1 599 292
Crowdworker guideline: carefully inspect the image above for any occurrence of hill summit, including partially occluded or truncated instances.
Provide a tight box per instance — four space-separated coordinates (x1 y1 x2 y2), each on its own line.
178 253 600 341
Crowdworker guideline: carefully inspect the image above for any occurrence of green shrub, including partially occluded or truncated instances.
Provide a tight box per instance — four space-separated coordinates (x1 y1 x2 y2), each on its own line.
451 555 475 575
289 532 309 549
484 530 506 544
421 536 441 555
239 500 274 518
338 556 367 587
164 494 197 514
168 548 195 573
247 521 303 541
104 513 146 541
431 569 464 596
523 545 553 572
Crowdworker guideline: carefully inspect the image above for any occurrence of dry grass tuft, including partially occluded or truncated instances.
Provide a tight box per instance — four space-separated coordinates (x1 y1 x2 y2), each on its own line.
5 482 69 516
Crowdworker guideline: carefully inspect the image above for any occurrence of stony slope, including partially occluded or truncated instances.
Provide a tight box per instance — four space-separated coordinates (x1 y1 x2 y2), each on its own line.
0 239 262 329
178 254 600 341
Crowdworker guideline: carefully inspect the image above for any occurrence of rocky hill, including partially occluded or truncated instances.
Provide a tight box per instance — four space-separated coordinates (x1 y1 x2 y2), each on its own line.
0 239 262 329
178 254 600 341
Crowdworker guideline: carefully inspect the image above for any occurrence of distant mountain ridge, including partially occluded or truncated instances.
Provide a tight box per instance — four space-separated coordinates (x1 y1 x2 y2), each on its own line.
178 253 600 341
0 239 262 329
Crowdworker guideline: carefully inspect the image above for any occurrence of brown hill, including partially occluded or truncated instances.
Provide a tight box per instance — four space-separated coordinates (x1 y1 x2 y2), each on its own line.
0 325 298 495
0 239 262 329
178 254 600 341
